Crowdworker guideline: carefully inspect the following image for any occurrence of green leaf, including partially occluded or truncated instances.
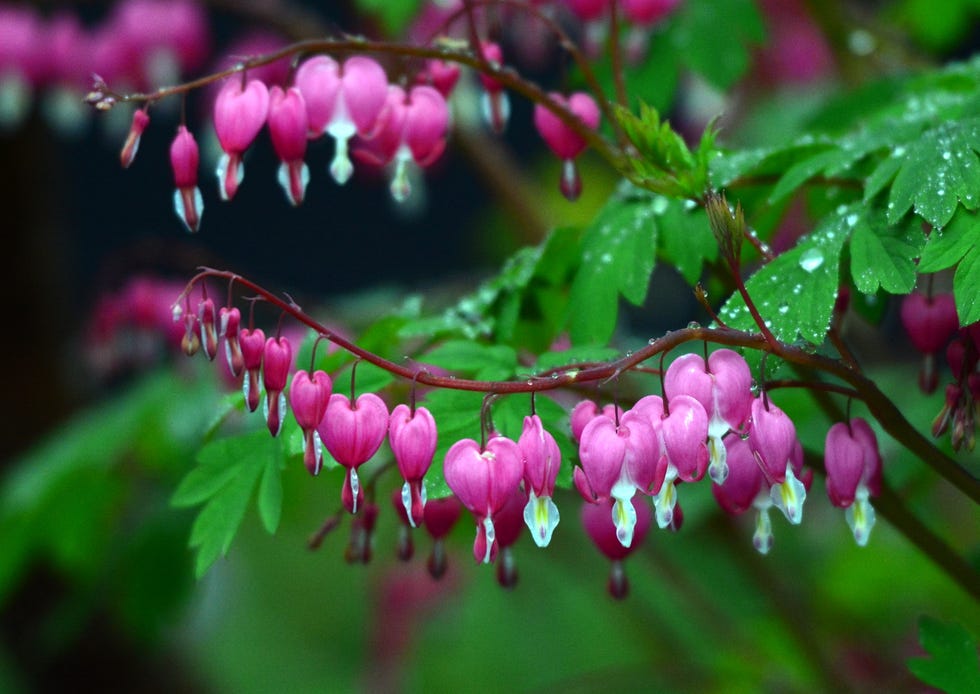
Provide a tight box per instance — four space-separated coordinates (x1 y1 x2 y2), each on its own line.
886 118 980 227
954 243 980 324
918 210 980 272
178 430 279 577
719 205 852 344
907 616 980 694
567 197 659 344
658 200 718 285
850 214 925 294
257 453 283 534
354 0 423 35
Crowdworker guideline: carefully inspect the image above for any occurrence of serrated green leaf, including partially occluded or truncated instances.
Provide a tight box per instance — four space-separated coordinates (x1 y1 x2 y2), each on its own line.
907 616 980 694
171 461 241 509
257 453 283 534
659 202 718 285
567 199 659 344
887 118 980 227
850 215 924 294
954 244 980 324
719 205 852 344
918 210 980 272
769 147 840 203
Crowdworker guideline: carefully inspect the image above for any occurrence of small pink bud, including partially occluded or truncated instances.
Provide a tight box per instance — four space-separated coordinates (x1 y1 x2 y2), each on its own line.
623 0 682 25
197 297 218 360
169 125 203 232
219 307 243 377
214 77 270 201
120 108 150 168
419 59 460 98
422 495 463 580
390 488 415 562
565 0 610 22
262 336 293 437
239 327 265 413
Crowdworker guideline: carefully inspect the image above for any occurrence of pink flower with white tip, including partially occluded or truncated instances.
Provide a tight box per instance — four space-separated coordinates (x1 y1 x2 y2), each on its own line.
319 393 390 514
900 292 959 393
262 336 293 437
824 418 882 546
219 307 243 378
213 76 270 201
664 349 753 484
359 85 449 202
443 435 524 564
294 55 389 185
120 108 149 169
290 369 332 475
581 495 652 599
533 92 601 200
518 414 562 548
389 404 438 528
748 396 807 526
713 433 775 554
238 327 265 413
267 85 310 206
644 393 709 529
169 125 203 232
477 42 509 134
570 399 620 442
574 408 661 548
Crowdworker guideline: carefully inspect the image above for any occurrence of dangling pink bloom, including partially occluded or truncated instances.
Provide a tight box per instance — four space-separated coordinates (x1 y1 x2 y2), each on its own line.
111 0 209 88
570 399 620 442
650 394 708 529
477 42 509 133
713 433 775 554
533 92 601 200
356 84 449 202
289 369 332 475
418 59 460 99
443 435 524 564
197 297 218 360
390 487 415 562
748 396 806 526
825 418 882 546
900 293 960 393
319 393 390 514
389 404 438 528
422 495 463 580
493 487 528 589
213 77 270 201
518 414 562 547
180 310 199 356
563 0 611 56
581 496 652 599
664 349 753 484
267 85 310 206
219 307 243 377
120 108 150 168
574 408 661 548
169 125 203 232
345 501 379 564
262 336 293 437
294 55 388 185
239 327 265 413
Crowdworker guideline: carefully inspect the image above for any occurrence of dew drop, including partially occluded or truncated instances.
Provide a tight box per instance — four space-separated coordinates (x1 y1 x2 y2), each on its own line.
687 321 701 329
799 248 825 273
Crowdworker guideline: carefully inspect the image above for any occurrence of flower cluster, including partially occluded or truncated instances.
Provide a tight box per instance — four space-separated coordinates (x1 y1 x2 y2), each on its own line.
901 291 980 451
175 286 888 598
